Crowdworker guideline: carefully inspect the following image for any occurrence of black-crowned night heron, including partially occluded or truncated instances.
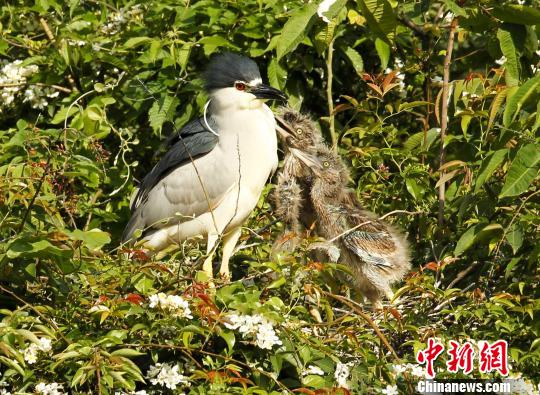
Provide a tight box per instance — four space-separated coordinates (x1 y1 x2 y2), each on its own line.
122 52 286 279
274 110 411 307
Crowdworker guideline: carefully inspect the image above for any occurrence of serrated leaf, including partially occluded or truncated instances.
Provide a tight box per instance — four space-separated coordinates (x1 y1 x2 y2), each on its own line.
474 149 508 193
374 38 390 70
276 3 318 59
506 224 523 254
500 143 540 198
357 0 397 43
267 58 287 91
492 5 540 25
503 75 540 127
148 95 180 135
497 26 520 87
488 88 508 131
341 46 364 75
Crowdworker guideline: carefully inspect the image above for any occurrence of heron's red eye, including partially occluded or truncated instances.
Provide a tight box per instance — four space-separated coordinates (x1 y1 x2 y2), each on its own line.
235 82 246 91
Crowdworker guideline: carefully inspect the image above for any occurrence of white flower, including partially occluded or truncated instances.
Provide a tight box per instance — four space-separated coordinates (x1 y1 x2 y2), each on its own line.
381 384 399 395
392 364 408 375
148 293 192 319
443 12 455 23
303 365 325 376
409 364 424 377
317 0 337 23
35 382 65 395
334 362 351 389
24 344 38 364
23 337 53 364
255 321 282 349
38 337 52 352
495 56 507 65
394 58 404 69
224 312 282 350
147 363 190 390
0 389 11 395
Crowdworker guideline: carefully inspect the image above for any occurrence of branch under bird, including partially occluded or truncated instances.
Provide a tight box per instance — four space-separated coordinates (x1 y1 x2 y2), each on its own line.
122 52 286 280
273 108 411 307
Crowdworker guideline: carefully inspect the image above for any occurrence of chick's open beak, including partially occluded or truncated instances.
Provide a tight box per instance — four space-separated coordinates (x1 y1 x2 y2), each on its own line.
289 148 323 170
275 115 295 141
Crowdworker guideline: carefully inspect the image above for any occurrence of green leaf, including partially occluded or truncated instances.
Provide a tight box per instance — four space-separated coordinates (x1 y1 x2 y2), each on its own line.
357 0 397 43
506 224 523 254
67 229 111 250
454 223 503 256
503 75 540 127
123 37 152 49
492 5 540 25
497 26 520 87
267 58 287 91
487 88 508 131
276 3 318 59
499 143 540 198
374 38 390 70
110 348 145 357
148 95 180 135
341 46 364 75
474 149 508 194
218 329 236 354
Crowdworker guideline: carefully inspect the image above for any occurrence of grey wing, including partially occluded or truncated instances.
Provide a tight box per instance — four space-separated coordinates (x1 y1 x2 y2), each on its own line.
342 230 397 270
122 117 219 243
131 117 219 211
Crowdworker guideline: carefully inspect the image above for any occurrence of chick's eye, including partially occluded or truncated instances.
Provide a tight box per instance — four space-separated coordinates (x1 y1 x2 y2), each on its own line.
323 161 330 168
235 82 246 91
296 128 303 135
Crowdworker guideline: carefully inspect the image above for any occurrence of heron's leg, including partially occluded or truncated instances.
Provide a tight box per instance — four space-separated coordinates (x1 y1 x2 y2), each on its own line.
202 233 219 280
219 227 242 280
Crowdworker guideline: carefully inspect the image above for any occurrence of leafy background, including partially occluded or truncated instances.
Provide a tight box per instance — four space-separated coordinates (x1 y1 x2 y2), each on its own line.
0 0 539 393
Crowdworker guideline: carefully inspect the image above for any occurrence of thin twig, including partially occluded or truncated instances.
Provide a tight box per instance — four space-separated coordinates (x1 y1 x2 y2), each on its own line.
326 39 337 151
438 17 459 227
321 291 401 361
0 82 71 93
446 261 480 290
328 210 423 243
0 285 71 344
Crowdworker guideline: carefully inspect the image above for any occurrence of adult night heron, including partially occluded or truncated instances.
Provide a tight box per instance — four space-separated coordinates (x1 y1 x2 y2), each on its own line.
274 110 411 307
122 52 286 279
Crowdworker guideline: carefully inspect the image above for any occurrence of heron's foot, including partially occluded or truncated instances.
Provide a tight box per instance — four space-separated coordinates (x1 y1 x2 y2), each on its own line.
218 270 231 283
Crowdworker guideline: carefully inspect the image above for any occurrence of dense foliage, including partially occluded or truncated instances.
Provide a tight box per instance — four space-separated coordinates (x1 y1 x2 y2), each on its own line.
1 0 539 393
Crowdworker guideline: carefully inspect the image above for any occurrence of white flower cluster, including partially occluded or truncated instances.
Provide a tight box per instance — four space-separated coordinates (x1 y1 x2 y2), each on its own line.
1 60 37 107
148 292 193 319
114 390 148 395
23 85 59 110
224 313 282 350
23 337 52 364
101 4 143 35
147 362 190 390
334 361 352 389
381 384 399 395
392 363 425 378
35 382 65 395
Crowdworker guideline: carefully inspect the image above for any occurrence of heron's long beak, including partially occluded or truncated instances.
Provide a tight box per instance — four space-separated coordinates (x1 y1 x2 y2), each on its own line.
251 84 287 101
290 148 323 170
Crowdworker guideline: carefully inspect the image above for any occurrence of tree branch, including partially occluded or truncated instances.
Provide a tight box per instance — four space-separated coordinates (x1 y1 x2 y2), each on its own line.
438 17 459 227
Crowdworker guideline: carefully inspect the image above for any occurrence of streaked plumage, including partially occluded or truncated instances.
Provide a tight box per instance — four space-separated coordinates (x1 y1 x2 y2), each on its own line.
273 109 411 307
